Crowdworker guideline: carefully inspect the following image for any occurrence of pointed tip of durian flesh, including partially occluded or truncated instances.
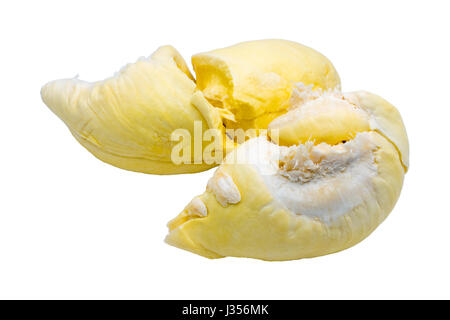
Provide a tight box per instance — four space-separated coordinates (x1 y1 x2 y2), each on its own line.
41 78 89 127
165 197 223 259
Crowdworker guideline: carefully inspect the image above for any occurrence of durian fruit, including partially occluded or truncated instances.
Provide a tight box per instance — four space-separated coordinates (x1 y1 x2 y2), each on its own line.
192 39 341 131
41 46 228 174
165 85 408 260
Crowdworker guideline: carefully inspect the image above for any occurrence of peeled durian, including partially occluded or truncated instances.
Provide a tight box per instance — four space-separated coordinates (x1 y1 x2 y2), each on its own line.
41 46 228 174
165 85 408 260
192 39 341 131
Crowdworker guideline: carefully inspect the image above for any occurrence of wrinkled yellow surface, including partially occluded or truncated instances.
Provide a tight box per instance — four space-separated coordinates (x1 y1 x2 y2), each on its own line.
41 46 226 174
166 92 408 261
192 39 341 130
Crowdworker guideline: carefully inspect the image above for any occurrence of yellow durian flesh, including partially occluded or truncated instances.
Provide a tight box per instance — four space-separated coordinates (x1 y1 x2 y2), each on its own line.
268 85 409 170
41 46 227 174
192 39 341 130
269 90 371 146
166 90 408 260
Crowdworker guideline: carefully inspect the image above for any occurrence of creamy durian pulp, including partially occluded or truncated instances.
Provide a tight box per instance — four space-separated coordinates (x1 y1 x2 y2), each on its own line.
166 86 408 261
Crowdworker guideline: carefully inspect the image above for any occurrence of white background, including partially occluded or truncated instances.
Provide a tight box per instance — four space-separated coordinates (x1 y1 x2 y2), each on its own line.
0 0 449 299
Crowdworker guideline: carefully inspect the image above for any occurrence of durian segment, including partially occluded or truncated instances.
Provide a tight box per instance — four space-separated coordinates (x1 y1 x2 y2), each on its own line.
192 39 341 130
41 46 227 174
166 132 405 261
344 91 409 170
